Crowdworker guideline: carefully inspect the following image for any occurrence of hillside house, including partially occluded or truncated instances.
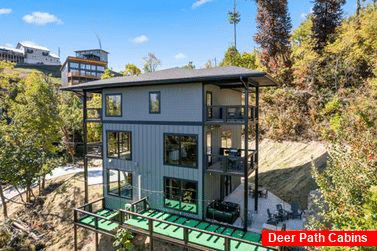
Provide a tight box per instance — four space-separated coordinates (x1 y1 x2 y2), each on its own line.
60 49 109 87
62 66 277 251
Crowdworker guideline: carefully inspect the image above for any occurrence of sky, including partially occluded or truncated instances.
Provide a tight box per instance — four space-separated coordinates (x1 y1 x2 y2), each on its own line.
0 0 366 72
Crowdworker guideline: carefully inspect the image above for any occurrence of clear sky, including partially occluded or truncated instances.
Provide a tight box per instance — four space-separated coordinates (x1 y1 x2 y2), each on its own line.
0 0 365 72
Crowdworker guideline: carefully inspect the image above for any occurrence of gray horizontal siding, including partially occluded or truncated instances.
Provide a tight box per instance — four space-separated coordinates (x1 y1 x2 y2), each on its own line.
102 83 203 122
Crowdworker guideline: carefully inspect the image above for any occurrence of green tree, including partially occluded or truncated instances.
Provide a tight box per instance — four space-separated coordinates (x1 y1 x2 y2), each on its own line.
143 52 161 73
10 71 62 194
312 0 346 52
59 91 82 162
113 229 134 251
228 0 241 49
101 69 115 79
254 0 292 82
121 63 141 76
182 61 195 70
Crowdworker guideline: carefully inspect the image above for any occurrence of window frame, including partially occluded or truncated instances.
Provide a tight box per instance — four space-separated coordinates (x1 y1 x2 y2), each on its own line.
149 91 161 114
106 130 132 160
105 93 122 117
163 133 198 169
107 168 133 200
163 176 198 214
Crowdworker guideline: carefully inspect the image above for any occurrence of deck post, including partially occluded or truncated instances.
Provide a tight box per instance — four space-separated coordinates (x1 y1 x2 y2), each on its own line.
148 218 153 251
74 210 78 251
243 78 249 231
83 91 89 204
225 238 231 251
183 227 189 250
254 86 259 212
95 232 99 251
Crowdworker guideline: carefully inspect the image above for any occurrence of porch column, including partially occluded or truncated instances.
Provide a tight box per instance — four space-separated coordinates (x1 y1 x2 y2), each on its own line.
83 91 89 203
243 79 249 231
254 85 259 212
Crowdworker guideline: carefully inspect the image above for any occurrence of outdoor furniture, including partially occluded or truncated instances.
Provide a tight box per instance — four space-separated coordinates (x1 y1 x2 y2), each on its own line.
207 200 240 224
289 202 303 219
266 209 279 225
276 204 289 222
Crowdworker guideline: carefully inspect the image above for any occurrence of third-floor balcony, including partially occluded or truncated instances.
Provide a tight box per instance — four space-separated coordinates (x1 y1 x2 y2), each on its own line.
85 108 102 123
205 105 256 124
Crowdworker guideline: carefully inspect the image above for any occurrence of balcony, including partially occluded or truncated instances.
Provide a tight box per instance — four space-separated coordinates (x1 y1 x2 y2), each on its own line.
68 71 101 79
205 106 256 124
86 142 103 158
85 108 102 122
206 148 256 176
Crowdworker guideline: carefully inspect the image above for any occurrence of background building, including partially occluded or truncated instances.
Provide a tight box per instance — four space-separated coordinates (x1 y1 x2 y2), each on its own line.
0 41 60 65
61 49 109 87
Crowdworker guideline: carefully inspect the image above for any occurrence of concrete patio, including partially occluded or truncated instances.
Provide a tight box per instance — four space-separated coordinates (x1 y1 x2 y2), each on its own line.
223 180 305 233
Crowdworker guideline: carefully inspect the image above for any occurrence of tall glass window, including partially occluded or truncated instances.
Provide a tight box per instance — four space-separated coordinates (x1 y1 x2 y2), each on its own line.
106 131 132 160
149 91 160 113
105 94 122 116
107 169 133 199
164 134 197 168
164 177 198 214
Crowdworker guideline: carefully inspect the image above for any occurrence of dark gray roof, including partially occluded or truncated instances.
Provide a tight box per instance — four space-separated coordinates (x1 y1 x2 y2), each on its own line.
61 66 277 92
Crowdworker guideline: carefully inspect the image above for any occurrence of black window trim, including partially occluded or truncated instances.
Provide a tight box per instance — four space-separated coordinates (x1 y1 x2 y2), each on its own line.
163 176 198 214
149 91 161 114
107 168 133 200
163 133 198 169
105 93 123 117
106 130 132 160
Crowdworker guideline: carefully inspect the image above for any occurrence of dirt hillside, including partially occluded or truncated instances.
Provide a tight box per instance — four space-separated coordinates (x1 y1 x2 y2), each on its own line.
250 139 328 209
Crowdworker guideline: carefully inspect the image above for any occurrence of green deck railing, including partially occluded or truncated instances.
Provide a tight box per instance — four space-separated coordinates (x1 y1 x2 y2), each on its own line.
120 209 277 251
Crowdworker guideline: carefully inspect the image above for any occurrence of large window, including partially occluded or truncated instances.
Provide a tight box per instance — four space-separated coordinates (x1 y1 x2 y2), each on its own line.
107 169 133 199
105 94 122 116
164 134 198 168
164 177 197 214
149 91 160 113
107 131 132 160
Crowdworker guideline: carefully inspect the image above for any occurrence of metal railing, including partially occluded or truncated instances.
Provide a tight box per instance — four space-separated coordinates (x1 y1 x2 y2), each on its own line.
206 105 256 123
206 149 256 175
120 209 277 251
86 142 102 158
85 108 102 121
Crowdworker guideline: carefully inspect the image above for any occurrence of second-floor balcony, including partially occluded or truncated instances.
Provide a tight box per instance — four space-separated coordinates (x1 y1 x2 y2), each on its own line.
206 148 256 176
86 142 103 158
68 71 101 80
205 106 256 124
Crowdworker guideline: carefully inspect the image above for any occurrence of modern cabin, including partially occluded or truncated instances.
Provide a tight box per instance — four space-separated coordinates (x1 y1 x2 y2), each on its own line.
60 49 109 87
62 66 277 251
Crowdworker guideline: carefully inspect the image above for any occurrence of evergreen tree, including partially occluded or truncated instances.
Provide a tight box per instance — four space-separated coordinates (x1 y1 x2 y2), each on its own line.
254 0 292 83
312 0 346 52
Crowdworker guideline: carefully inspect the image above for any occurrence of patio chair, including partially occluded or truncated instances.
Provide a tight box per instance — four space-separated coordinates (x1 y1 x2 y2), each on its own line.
276 204 289 222
266 209 279 225
289 202 303 219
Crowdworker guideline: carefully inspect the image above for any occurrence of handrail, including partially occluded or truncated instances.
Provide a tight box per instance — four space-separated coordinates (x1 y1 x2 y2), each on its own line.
74 208 112 222
78 197 104 210
120 209 277 250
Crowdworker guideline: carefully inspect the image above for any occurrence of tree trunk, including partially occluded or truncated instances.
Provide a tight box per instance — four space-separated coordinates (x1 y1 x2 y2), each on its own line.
0 184 8 219
42 175 46 190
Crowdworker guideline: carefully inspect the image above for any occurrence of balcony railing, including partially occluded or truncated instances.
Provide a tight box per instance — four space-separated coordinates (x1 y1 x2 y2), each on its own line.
68 71 101 79
206 148 256 176
86 142 103 158
85 108 102 122
205 105 256 124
